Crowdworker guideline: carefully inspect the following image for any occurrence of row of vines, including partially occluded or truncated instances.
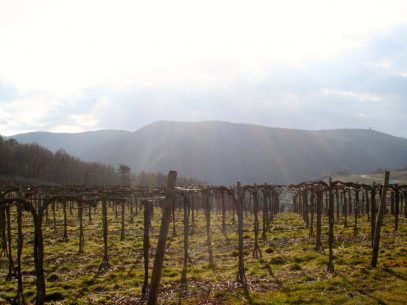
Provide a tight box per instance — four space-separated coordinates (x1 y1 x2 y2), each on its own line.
0 171 406 304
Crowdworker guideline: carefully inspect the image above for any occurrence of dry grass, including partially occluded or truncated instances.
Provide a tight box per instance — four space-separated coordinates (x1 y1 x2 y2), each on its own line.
0 205 406 304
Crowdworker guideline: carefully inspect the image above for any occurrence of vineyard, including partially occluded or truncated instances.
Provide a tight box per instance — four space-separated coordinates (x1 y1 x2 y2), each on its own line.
0 170 406 305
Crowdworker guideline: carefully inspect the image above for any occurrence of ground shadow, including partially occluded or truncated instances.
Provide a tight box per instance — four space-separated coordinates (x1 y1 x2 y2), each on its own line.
259 259 283 287
243 285 255 305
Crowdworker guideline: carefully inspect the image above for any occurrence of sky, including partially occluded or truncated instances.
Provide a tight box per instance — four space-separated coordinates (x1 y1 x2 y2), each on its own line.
1 0 407 137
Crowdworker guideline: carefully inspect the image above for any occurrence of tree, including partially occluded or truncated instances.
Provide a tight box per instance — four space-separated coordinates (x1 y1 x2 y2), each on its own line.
117 164 131 186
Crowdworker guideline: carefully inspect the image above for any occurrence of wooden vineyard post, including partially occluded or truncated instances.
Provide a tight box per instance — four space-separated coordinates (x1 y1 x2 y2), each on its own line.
15 205 25 305
232 191 236 224
172 198 177 237
183 194 190 269
371 171 390 267
298 192 302 218
69 201 73 217
262 186 270 241
120 200 125 241
309 190 315 238
315 187 323 252
181 193 191 290
78 202 84 253
130 197 134 224
371 183 376 247
293 193 298 214
142 200 150 296
390 192 395 215
6 206 15 279
236 181 247 285
252 187 262 258
273 190 280 215
42 189 49 227
365 189 370 221
327 177 335 273
404 191 407 218
135 199 139 216
147 170 177 305
191 193 196 234
335 189 340 222
45 205 49 226
51 202 57 231
343 189 348 227
243 192 248 218
0 205 6 256
270 190 275 221
303 189 309 228
221 191 226 235
88 204 92 225
325 190 329 215
204 188 214 267
63 201 68 242
99 196 110 272
394 186 399 232
354 189 359 236
34 206 46 305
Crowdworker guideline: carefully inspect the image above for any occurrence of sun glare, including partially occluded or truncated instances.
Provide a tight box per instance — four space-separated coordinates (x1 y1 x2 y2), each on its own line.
1 0 406 95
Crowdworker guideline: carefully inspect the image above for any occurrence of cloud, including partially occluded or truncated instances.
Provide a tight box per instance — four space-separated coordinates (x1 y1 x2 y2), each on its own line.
0 1 406 138
320 89 395 102
1 0 407 93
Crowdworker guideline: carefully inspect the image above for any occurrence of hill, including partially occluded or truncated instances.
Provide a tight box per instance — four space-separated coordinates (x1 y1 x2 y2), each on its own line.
326 170 407 185
11 121 407 184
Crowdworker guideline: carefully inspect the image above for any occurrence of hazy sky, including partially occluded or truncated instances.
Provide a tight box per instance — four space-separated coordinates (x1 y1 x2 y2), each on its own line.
1 0 407 137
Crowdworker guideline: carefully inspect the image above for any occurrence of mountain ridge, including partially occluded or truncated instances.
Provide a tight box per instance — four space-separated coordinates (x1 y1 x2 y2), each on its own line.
11 121 407 184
